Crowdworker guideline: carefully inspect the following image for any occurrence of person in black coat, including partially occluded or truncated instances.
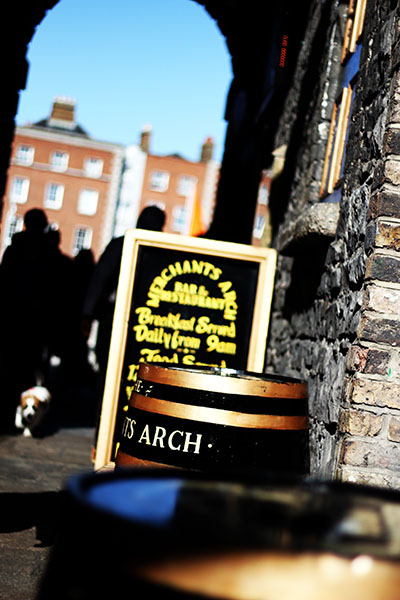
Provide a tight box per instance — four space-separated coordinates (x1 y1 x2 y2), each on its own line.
81 206 166 417
0 208 70 431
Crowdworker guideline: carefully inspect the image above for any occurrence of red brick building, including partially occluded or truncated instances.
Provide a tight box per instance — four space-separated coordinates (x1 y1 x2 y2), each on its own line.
114 129 220 238
1 97 124 260
2 102 221 257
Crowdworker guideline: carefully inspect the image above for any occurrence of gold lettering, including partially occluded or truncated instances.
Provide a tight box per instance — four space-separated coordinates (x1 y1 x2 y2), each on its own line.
133 324 148 342
206 335 237 355
218 281 232 294
146 291 161 308
126 386 135 400
135 308 196 331
183 260 193 273
170 330 201 350
127 364 139 381
195 316 236 338
146 261 223 307
173 262 183 275
135 306 153 324
140 348 180 363
161 268 173 283
181 355 228 369
168 263 177 278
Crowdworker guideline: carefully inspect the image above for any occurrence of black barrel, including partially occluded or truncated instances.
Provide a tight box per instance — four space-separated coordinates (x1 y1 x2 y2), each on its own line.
116 363 309 475
37 469 400 600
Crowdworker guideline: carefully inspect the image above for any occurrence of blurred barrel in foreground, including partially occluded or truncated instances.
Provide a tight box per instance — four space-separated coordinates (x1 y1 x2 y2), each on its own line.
37 469 400 600
116 363 309 475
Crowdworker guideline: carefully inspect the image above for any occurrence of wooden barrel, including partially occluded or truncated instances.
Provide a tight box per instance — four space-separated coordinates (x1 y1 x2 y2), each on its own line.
116 363 309 475
36 469 400 600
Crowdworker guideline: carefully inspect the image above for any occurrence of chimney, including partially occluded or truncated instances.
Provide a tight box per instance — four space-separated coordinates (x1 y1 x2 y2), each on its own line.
140 124 152 153
200 137 214 162
50 96 76 124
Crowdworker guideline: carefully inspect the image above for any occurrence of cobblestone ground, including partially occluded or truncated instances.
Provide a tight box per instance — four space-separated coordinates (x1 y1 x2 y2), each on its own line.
0 427 95 600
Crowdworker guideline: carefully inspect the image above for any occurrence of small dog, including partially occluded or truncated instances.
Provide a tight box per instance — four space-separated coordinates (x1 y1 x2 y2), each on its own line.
15 386 51 437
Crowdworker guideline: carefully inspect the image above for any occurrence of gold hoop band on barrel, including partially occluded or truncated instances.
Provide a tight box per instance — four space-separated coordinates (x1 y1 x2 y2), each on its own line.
138 363 308 399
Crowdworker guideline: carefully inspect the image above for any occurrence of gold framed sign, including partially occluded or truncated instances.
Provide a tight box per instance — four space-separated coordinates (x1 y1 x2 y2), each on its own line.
94 229 277 470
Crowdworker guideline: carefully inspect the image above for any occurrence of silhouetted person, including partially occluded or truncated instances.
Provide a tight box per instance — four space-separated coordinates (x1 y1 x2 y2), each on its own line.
56 248 96 385
81 206 166 423
72 250 96 336
135 205 166 231
38 246 98 427
0 209 69 431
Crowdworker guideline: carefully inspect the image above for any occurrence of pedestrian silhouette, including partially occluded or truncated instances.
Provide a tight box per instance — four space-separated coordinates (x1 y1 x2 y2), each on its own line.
53 247 96 385
81 206 166 424
0 209 70 431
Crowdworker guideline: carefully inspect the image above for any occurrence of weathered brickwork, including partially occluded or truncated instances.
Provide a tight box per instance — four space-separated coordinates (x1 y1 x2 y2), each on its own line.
365 253 400 284
339 408 384 437
350 378 400 410
266 0 400 488
346 346 391 377
369 190 400 220
364 284 400 315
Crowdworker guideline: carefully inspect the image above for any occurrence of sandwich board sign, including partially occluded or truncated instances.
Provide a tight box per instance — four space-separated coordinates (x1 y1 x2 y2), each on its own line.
94 229 277 470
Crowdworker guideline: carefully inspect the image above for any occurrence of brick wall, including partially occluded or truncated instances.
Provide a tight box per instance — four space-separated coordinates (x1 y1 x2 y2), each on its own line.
265 0 400 488
338 43 400 486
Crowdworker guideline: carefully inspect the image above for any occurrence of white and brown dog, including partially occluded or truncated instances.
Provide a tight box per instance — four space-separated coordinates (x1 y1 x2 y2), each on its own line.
15 386 51 437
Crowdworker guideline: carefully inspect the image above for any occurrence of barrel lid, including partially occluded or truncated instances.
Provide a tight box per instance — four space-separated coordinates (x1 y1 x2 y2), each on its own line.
137 363 308 398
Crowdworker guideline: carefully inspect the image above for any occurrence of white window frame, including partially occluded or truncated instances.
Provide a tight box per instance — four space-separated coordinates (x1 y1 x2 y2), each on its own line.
10 176 30 204
257 184 269 206
253 214 265 240
44 183 64 210
78 189 99 216
4 214 24 247
50 150 69 172
72 227 93 255
172 205 187 233
15 145 34 165
149 170 170 192
177 175 197 197
84 157 104 178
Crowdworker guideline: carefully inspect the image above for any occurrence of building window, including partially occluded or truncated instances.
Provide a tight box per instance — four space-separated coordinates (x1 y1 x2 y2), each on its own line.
149 170 170 192
78 189 99 215
257 183 269 206
4 215 23 246
15 145 34 165
10 177 30 204
50 150 69 171
341 0 367 62
177 175 197 196
84 157 104 178
320 0 366 200
172 205 187 232
320 84 354 197
72 227 93 255
253 214 265 240
44 183 64 210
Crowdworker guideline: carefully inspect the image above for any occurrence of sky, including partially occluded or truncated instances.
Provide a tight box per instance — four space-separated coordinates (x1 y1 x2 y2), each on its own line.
16 0 232 163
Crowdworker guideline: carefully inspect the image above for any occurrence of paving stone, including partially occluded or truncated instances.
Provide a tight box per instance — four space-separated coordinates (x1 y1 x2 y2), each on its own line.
0 427 95 600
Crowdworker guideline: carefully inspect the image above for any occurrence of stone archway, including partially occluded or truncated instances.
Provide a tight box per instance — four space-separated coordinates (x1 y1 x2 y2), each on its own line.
0 1 58 220
0 0 310 244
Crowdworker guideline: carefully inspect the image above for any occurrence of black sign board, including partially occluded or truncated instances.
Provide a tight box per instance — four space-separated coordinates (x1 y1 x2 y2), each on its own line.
94 230 276 469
